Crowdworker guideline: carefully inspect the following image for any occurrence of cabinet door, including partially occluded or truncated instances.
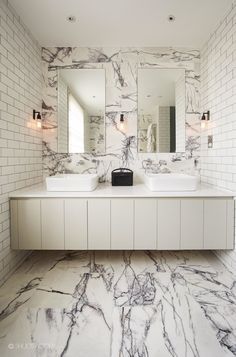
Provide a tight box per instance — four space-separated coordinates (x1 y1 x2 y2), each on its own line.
65 199 87 249
111 199 134 250
134 199 157 249
88 199 110 249
10 200 18 249
18 199 41 249
157 199 180 249
41 199 64 249
226 200 234 249
204 199 227 249
181 199 204 249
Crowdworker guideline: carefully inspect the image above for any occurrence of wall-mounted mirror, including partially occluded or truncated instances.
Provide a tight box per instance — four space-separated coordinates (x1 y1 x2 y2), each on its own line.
138 68 186 153
57 69 105 154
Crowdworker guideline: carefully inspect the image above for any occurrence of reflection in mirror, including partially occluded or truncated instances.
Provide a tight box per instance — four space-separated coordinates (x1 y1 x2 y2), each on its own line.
57 69 105 154
138 68 186 153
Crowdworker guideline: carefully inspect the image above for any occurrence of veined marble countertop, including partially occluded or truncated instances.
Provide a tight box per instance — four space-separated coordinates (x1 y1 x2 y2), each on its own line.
9 182 235 198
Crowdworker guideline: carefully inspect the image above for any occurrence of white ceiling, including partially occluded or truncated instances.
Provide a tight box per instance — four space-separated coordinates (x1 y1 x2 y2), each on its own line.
9 0 233 48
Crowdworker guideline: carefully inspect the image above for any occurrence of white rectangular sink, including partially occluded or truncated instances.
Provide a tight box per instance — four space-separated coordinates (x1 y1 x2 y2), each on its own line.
46 174 98 192
145 173 198 192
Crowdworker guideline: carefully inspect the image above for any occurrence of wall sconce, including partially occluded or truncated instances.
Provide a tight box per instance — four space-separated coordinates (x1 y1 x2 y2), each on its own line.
119 113 125 131
201 110 210 129
33 109 42 128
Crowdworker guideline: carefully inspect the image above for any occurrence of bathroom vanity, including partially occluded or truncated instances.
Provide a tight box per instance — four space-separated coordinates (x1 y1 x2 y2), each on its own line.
10 183 234 251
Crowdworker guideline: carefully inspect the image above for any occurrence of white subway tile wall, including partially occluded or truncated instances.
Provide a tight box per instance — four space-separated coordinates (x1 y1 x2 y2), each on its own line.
201 2 236 271
0 0 43 285
158 106 170 152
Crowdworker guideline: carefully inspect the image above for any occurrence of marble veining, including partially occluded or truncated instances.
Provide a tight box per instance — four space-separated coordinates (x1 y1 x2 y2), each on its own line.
0 251 236 356
42 47 201 182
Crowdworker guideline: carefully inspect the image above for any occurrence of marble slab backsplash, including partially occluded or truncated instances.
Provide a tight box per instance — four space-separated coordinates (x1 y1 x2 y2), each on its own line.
42 47 200 182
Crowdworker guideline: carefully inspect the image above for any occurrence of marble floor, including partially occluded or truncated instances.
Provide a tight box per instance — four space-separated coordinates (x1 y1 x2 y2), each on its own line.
0 251 236 357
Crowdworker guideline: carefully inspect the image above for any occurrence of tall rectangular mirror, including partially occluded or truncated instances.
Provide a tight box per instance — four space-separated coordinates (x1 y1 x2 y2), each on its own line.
138 68 186 153
57 68 105 154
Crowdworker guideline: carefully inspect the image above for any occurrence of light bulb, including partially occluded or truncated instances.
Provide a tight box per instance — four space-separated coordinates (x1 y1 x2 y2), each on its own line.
119 121 125 131
37 120 42 128
119 114 125 132
201 121 206 129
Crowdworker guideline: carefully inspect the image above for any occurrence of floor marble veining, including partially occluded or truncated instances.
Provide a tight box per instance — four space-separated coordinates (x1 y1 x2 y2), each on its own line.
0 250 236 357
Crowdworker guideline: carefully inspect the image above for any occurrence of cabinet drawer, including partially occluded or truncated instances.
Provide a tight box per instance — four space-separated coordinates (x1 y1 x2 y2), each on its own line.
18 199 41 249
88 199 110 249
157 199 180 249
10 200 18 249
111 199 133 249
204 199 227 249
226 200 234 249
181 199 204 249
134 199 157 249
41 199 64 249
65 199 87 249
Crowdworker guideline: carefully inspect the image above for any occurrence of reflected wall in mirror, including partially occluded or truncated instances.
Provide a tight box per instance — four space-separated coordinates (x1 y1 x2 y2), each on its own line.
138 68 186 153
57 69 105 154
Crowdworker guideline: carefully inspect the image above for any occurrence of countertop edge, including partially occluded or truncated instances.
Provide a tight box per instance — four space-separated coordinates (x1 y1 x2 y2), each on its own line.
9 183 236 198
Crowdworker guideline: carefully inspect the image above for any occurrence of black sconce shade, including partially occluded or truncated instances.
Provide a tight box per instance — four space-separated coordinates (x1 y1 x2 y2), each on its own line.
120 113 125 122
33 109 42 120
201 110 210 121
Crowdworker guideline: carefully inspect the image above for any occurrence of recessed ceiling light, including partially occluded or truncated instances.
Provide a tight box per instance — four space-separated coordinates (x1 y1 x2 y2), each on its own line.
92 96 96 98
168 15 175 22
66 15 76 23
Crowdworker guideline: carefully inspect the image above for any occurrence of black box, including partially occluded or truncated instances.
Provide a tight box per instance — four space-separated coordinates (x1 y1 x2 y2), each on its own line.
111 168 133 186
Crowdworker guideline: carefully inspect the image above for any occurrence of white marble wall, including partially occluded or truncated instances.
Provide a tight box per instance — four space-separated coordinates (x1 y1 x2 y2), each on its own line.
42 47 200 181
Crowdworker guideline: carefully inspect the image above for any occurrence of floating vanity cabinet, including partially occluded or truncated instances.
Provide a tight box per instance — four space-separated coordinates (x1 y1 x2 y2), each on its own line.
10 190 235 251
41 199 64 249
88 199 110 249
111 199 134 249
65 199 87 249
